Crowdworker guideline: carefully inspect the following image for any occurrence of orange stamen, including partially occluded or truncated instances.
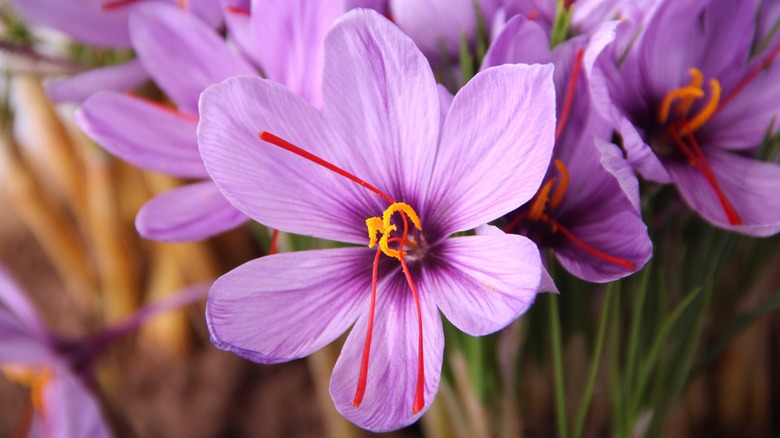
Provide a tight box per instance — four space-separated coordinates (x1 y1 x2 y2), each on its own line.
101 0 140 10
659 87 704 124
259 131 395 204
177 0 186 8
225 5 251 15
685 79 720 132
555 48 585 141
675 68 704 116
125 92 199 123
528 179 555 221
353 247 382 407
549 160 569 210
543 215 636 269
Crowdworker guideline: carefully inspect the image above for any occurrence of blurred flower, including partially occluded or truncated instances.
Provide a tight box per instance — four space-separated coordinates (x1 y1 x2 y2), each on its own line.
592 0 780 235
199 9 556 432
484 15 652 284
12 0 224 104
0 266 112 438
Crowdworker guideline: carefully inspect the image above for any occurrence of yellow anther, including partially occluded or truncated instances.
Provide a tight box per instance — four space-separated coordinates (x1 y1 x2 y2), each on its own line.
659 86 704 123
676 68 704 115
365 202 422 260
684 78 721 132
549 160 570 211
366 217 384 248
3 365 51 412
528 179 555 222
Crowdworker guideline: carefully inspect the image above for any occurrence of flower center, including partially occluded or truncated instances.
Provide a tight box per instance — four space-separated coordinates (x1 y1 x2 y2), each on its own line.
656 68 742 226
258 131 427 415
505 160 636 270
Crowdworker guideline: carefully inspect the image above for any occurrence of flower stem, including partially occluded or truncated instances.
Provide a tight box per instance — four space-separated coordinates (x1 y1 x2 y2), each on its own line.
573 283 616 438
548 293 568 438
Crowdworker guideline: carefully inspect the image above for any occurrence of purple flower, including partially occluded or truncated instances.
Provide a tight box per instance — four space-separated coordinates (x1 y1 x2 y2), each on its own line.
76 2 255 242
13 0 223 103
483 15 652 283
199 10 556 431
591 0 780 236
0 267 112 438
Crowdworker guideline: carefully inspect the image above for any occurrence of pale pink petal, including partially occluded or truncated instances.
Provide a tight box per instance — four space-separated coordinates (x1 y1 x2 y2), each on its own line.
46 59 148 104
206 248 373 363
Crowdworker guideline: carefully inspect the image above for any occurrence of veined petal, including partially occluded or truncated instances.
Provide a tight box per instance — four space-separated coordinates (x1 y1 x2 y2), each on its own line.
323 9 441 202
667 150 780 236
135 181 248 242
43 368 112 438
46 59 148 104
206 248 373 364
129 2 255 114
249 0 344 107
77 91 206 178
426 63 556 236
425 234 540 336
199 76 379 244
330 274 444 432
482 15 552 70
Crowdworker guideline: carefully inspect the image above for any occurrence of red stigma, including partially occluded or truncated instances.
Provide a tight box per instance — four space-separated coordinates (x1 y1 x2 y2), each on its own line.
353 248 382 407
268 229 280 255
544 216 636 270
555 48 585 142
101 0 140 10
259 132 395 204
125 92 199 123
719 43 780 112
225 5 250 15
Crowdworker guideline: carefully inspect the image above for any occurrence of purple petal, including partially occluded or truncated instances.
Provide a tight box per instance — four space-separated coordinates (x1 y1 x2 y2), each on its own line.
667 150 780 236
206 248 373 363
426 63 556 235
135 181 248 242
199 76 379 244
129 2 255 114
436 84 454 125
390 0 501 59
12 0 131 47
618 116 672 183
329 273 444 432
425 234 540 336
595 139 642 212
43 368 112 438
481 15 552 70
77 92 206 178
248 0 344 107
45 59 148 104
322 9 441 201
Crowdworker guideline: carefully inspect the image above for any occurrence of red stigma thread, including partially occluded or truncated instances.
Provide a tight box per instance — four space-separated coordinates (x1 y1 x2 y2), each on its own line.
353 248 382 407
101 0 140 10
259 132 395 204
268 229 280 255
225 5 250 15
125 92 199 123
669 128 742 225
719 43 780 112
544 216 636 270
399 254 426 414
555 48 585 142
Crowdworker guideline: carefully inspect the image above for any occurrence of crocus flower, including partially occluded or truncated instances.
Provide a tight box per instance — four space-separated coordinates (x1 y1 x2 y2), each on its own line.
0 267 112 438
483 15 652 283
1 265 208 437
591 0 780 236
76 2 255 242
200 9 555 431
13 0 224 104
